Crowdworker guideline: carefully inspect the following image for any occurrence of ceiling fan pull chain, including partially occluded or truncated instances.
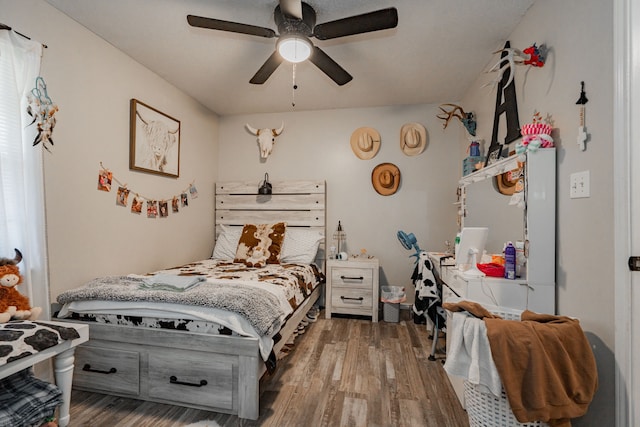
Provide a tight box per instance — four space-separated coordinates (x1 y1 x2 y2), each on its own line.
292 63 297 107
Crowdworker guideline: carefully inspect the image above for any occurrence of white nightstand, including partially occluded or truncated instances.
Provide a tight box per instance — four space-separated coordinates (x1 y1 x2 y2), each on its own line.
325 257 380 322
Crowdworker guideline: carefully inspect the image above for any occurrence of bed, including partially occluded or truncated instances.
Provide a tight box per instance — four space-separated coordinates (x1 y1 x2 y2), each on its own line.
54 180 326 420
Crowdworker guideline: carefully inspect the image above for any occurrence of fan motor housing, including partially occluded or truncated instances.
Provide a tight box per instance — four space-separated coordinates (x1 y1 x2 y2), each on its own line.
274 2 316 36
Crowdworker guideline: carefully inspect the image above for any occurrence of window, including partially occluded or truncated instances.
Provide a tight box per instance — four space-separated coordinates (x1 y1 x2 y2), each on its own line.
0 29 49 317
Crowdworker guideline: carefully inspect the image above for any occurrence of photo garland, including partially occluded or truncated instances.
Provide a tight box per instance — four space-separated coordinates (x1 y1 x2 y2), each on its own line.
98 163 197 219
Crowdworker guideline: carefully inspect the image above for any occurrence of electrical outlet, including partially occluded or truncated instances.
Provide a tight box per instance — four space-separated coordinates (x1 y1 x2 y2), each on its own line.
570 170 590 198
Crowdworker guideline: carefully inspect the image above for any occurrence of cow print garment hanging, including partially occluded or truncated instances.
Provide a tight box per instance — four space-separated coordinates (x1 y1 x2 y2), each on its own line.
0 320 80 366
411 252 447 330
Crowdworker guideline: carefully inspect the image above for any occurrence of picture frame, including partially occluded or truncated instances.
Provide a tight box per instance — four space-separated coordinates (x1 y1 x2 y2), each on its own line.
129 99 181 178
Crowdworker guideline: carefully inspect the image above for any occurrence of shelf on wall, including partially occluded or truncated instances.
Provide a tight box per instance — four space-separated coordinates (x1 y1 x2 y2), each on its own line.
458 153 522 187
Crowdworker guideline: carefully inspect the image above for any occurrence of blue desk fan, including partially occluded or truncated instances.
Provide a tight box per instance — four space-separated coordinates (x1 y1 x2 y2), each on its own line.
397 230 422 262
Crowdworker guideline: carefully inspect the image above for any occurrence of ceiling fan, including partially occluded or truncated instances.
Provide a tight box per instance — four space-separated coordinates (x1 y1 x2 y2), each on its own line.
187 0 398 86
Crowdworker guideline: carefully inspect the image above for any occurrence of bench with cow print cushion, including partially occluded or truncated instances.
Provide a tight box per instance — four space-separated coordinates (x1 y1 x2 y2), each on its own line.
0 320 80 366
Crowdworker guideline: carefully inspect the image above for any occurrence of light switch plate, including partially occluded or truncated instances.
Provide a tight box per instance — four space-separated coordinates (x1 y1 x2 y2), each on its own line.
570 170 590 198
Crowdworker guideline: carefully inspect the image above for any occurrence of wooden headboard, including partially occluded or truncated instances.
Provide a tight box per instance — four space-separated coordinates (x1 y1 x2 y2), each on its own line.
215 180 326 268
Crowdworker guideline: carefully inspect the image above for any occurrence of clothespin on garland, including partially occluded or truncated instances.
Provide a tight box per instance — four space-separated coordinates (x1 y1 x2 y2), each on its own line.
26 76 59 152
98 162 198 218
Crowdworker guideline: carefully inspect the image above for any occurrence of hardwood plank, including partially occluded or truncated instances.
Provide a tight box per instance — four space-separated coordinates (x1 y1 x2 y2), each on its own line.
68 309 470 427
340 395 368 427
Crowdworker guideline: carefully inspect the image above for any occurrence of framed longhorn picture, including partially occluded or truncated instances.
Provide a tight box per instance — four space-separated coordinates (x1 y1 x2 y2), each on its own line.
129 99 181 178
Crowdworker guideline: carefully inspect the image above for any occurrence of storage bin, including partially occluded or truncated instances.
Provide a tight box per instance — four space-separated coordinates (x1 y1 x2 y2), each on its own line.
462 304 549 427
383 302 400 322
381 286 406 303
381 286 405 323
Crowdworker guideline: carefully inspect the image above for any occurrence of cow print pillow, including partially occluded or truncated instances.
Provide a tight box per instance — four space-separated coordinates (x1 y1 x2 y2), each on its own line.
234 222 286 268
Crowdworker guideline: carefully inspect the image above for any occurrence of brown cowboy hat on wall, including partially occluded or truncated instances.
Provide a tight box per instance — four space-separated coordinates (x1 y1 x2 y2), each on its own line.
400 122 427 156
495 153 525 195
372 163 401 196
350 127 381 160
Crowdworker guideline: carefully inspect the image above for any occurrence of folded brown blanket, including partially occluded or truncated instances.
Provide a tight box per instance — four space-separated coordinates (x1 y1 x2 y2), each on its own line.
442 300 502 319
485 310 598 427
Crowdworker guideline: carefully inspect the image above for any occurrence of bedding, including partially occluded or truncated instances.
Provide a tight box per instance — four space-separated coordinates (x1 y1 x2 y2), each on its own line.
234 222 286 267
213 225 324 265
212 224 243 260
56 259 323 361
281 228 324 264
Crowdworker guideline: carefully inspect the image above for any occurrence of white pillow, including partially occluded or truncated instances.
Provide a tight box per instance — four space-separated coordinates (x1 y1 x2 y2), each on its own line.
211 225 243 260
281 228 324 264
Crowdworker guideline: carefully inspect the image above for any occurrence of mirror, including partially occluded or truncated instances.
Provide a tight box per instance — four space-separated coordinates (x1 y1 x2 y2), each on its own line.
463 176 525 256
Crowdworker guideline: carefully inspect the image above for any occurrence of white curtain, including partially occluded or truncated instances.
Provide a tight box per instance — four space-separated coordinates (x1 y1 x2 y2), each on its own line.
0 30 50 318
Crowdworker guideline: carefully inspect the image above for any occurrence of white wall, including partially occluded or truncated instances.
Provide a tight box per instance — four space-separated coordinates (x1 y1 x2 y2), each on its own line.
218 105 461 299
459 0 614 424
1 0 220 297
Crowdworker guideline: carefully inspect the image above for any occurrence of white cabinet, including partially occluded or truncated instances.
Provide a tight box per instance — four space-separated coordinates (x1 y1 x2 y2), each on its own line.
325 258 380 322
451 148 556 313
438 261 555 313
440 149 556 408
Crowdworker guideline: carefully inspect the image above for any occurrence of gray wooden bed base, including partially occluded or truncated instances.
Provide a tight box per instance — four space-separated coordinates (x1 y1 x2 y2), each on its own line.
64 180 326 420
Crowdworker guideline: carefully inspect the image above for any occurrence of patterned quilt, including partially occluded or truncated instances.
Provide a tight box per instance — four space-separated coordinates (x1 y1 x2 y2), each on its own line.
57 260 323 337
154 259 323 311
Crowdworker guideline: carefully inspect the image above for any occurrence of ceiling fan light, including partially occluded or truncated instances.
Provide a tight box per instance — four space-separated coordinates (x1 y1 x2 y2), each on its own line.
277 36 312 63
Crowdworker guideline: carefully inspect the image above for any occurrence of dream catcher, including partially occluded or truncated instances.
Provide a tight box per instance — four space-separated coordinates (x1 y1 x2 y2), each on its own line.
26 76 59 152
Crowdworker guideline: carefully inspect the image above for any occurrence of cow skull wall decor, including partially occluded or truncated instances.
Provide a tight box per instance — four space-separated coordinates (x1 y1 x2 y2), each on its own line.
246 122 284 159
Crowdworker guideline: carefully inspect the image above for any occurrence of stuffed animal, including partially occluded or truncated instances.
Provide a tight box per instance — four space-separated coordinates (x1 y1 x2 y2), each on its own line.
0 249 42 323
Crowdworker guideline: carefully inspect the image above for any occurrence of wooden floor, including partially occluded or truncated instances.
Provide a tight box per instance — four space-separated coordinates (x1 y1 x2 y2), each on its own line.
67 309 469 427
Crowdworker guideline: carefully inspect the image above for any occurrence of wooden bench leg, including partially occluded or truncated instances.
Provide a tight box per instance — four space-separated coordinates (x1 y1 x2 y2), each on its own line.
53 348 76 427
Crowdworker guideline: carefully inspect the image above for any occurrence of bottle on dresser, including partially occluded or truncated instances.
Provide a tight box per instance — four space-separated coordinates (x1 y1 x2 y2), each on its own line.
504 241 516 280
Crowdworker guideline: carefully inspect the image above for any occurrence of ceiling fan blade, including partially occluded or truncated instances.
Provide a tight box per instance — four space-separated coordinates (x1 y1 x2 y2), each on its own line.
279 0 303 20
187 15 276 38
309 46 352 86
313 8 398 40
249 51 284 84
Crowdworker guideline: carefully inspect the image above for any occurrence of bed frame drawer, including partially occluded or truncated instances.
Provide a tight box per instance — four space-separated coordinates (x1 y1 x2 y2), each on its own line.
73 344 140 396
148 351 235 409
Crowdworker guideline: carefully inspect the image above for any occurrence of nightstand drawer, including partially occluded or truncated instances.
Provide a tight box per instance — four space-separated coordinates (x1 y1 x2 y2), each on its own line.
331 267 373 288
331 287 373 310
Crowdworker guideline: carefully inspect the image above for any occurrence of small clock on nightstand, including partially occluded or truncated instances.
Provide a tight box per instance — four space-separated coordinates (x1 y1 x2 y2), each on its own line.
325 257 380 322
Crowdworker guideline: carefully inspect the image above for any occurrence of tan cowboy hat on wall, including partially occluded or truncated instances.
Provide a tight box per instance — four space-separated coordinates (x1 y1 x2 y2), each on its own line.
372 163 401 196
400 122 427 156
350 127 381 160
496 155 525 195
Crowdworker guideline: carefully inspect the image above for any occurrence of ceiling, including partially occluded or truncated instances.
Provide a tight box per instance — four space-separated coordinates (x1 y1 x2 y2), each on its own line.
45 0 535 116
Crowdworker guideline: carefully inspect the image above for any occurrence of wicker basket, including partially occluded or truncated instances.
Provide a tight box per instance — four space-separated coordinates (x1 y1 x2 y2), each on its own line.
462 304 550 427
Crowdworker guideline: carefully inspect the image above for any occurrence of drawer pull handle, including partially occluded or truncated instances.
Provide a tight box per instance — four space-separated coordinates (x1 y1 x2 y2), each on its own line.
340 296 364 303
83 364 117 375
170 375 208 387
340 275 364 281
